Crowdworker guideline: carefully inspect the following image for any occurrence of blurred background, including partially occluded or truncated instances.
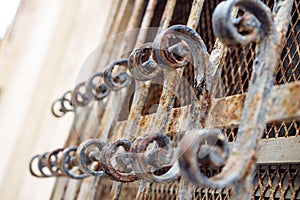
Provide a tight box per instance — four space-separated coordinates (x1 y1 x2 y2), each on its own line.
0 0 112 199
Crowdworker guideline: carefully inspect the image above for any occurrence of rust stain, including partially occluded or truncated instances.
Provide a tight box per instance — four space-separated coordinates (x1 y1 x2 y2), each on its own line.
139 115 149 127
226 94 246 126
210 98 226 126
284 83 300 116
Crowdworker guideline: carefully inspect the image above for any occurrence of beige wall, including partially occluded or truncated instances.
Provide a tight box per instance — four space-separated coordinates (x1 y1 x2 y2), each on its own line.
0 0 112 199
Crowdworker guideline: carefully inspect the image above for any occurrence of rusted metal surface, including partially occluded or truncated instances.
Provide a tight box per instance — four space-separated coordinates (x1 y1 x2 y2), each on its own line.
86 72 110 101
208 81 300 128
51 91 74 118
28 0 300 199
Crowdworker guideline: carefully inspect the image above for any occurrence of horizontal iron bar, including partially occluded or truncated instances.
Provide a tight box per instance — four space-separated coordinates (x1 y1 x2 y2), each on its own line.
208 81 300 128
256 136 300 164
117 81 300 132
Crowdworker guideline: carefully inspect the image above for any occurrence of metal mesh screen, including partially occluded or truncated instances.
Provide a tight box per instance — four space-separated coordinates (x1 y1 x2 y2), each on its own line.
275 1 300 85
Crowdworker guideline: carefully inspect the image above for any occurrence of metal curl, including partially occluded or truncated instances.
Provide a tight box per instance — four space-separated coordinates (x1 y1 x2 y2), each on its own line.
128 43 161 81
103 58 131 91
131 133 180 183
60 91 75 112
76 139 106 176
178 129 230 186
71 82 91 107
51 91 74 118
101 138 139 182
45 148 65 176
152 24 209 88
58 147 89 179
86 72 110 101
51 99 66 118
29 154 52 178
212 0 274 47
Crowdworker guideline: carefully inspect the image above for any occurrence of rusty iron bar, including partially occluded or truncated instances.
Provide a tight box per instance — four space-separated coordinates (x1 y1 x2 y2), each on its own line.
208 81 300 128
124 0 177 141
135 0 158 47
114 80 300 133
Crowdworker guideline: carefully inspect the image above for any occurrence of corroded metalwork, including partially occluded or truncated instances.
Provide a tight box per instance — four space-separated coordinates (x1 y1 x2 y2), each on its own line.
131 133 178 183
45 148 65 177
76 139 105 176
59 147 89 179
30 0 298 199
51 90 74 118
71 82 91 107
86 72 110 101
103 58 131 91
128 43 161 81
101 138 139 182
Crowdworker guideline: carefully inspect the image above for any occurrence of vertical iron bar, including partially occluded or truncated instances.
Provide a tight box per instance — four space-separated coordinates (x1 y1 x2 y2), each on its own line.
109 0 160 198
133 0 178 199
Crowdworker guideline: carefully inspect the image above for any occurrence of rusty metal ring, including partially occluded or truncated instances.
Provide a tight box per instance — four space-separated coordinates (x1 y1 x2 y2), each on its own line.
152 25 209 89
29 154 52 178
103 58 131 91
71 82 91 107
76 139 106 176
86 72 110 101
51 99 66 118
59 147 89 179
130 133 179 183
36 152 53 177
212 0 272 47
178 129 231 188
61 90 75 113
128 43 161 81
152 25 207 71
45 148 65 177
101 138 139 182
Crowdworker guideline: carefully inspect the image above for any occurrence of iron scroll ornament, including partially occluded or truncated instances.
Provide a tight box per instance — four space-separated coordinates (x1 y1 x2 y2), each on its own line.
178 0 279 199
